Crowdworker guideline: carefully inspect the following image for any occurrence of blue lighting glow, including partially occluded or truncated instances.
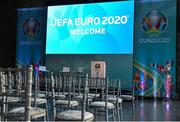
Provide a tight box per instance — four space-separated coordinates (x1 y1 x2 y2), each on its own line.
46 1 134 54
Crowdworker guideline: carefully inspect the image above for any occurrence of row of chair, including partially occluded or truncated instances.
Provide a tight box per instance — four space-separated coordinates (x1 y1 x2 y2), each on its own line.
49 72 123 121
0 65 46 121
0 66 124 121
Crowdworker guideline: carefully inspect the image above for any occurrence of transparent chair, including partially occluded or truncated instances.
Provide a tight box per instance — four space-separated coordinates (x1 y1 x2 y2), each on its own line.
0 65 46 121
56 73 94 121
89 77 115 121
108 79 123 120
54 72 79 113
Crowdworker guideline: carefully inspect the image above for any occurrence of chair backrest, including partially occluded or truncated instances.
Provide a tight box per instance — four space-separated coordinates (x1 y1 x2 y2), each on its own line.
33 66 51 107
109 79 121 98
88 77 106 101
55 72 63 99
44 71 51 98
72 72 86 98
0 69 5 94
38 70 50 99
66 73 87 109
0 65 33 121
54 72 85 99
64 72 89 121
81 73 88 121
62 73 69 95
33 73 38 107
25 65 33 121
50 72 56 120
53 72 70 100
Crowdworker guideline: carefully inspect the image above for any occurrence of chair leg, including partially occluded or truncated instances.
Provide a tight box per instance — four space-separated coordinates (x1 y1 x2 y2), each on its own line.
44 115 46 122
105 109 108 121
112 108 115 121
95 109 97 121
120 103 123 120
117 105 120 121
46 102 49 121
132 100 135 117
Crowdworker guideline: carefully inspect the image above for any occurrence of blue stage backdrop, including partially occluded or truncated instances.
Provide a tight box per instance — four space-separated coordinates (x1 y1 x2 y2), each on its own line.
134 0 176 97
46 1 134 54
16 8 47 67
46 1 135 90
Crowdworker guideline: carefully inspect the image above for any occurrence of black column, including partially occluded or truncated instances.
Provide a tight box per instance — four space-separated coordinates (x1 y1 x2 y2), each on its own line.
176 0 180 99
0 1 16 67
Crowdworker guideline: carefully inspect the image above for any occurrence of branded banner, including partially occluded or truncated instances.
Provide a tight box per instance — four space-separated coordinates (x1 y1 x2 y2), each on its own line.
134 0 176 97
46 1 134 54
16 8 47 67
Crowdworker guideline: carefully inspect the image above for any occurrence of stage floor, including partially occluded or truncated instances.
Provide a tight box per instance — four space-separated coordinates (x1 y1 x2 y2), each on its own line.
122 99 180 121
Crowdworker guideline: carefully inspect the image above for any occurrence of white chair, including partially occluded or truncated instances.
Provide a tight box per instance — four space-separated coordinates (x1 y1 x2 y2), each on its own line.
0 66 46 121
89 77 115 121
56 73 94 121
32 70 49 120
108 79 123 120
54 73 79 113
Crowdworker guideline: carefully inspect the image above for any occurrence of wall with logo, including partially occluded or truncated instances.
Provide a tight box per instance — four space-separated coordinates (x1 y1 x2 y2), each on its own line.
16 8 47 67
134 0 176 97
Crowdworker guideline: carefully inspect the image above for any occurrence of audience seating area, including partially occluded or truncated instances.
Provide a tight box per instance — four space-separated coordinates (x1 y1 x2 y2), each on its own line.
0 65 135 121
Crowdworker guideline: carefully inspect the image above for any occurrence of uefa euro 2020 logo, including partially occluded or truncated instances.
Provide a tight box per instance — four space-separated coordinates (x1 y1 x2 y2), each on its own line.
142 11 168 35
23 17 40 40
